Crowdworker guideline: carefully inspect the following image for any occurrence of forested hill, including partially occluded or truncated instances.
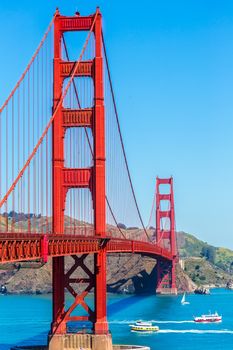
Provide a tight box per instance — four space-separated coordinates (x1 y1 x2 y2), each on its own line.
177 231 233 277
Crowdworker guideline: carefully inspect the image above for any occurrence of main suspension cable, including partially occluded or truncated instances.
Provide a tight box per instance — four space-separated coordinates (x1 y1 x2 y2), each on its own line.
0 11 58 114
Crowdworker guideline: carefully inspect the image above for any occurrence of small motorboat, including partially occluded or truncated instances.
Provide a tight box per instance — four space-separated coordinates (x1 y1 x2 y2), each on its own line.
130 321 159 332
194 312 222 323
181 292 190 305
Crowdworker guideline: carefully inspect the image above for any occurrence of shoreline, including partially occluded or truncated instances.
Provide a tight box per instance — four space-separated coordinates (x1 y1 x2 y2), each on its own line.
1 286 233 297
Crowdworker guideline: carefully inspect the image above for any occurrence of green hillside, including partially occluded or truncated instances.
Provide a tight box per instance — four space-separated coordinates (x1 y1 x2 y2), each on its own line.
177 231 233 285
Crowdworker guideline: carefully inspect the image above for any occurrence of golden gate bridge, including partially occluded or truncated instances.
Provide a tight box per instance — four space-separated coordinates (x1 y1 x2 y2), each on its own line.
0 8 177 350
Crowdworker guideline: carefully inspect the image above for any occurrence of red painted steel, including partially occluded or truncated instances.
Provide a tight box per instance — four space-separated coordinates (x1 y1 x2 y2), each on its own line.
63 168 92 188
60 15 94 32
60 254 95 327
52 8 66 334
60 60 93 77
155 177 177 293
62 108 93 128
92 10 108 335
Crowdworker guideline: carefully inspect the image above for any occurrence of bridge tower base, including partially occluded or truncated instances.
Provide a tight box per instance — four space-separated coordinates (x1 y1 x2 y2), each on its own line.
49 333 113 350
155 259 177 295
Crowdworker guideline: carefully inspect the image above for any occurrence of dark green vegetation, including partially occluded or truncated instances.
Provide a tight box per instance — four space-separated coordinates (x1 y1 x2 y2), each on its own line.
177 231 233 287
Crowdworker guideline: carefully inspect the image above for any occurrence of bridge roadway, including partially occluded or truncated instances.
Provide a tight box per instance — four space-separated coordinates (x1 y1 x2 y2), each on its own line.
0 233 173 263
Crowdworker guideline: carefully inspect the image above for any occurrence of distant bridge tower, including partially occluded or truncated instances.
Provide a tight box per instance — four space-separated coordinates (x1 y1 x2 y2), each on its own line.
155 177 177 294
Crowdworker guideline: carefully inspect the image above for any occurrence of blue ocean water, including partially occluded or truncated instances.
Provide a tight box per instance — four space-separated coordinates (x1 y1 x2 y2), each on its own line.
0 289 233 350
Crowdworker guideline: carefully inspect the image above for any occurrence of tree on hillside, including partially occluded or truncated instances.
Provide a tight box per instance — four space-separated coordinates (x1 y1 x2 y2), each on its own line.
230 261 233 274
201 245 216 264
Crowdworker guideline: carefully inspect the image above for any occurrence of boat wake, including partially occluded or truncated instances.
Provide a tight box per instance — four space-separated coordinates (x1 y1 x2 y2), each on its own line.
109 320 194 324
159 329 233 334
152 320 194 324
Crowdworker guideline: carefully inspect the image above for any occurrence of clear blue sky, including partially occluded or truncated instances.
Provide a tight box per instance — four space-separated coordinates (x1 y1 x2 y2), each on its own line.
0 0 233 248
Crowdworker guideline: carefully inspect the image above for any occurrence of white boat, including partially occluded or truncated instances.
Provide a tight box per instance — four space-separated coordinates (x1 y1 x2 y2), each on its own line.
194 312 222 323
129 320 159 332
181 292 190 305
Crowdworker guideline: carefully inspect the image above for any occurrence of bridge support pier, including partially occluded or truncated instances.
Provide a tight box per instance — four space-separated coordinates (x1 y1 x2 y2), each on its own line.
48 333 113 350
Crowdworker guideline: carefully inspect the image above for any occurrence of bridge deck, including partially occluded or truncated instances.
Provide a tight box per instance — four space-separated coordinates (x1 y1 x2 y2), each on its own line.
0 233 172 263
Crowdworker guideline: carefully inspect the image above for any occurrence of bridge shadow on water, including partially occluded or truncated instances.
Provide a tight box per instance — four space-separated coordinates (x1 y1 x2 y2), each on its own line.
107 291 175 320
107 265 176 319
107 294 147 317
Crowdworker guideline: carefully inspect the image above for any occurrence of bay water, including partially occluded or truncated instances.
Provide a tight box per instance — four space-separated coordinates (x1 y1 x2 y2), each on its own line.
0 288 232 350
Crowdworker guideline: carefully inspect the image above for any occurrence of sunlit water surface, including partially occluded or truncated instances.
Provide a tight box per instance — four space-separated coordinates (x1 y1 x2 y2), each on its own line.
0 288 233 349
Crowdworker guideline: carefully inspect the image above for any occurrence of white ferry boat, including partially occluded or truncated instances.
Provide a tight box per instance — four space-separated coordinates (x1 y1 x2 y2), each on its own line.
194 312 222 323
130 321 159 332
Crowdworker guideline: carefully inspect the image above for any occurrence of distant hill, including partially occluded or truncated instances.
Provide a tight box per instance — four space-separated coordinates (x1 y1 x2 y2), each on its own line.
177 231 233 271
177 231 233 287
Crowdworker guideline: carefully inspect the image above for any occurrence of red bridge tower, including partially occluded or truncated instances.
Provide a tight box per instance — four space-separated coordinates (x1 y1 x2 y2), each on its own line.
50 8 112 350
155 177 177 294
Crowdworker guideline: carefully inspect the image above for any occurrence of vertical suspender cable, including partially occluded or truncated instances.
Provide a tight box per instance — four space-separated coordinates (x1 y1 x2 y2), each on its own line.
102 32 150 241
